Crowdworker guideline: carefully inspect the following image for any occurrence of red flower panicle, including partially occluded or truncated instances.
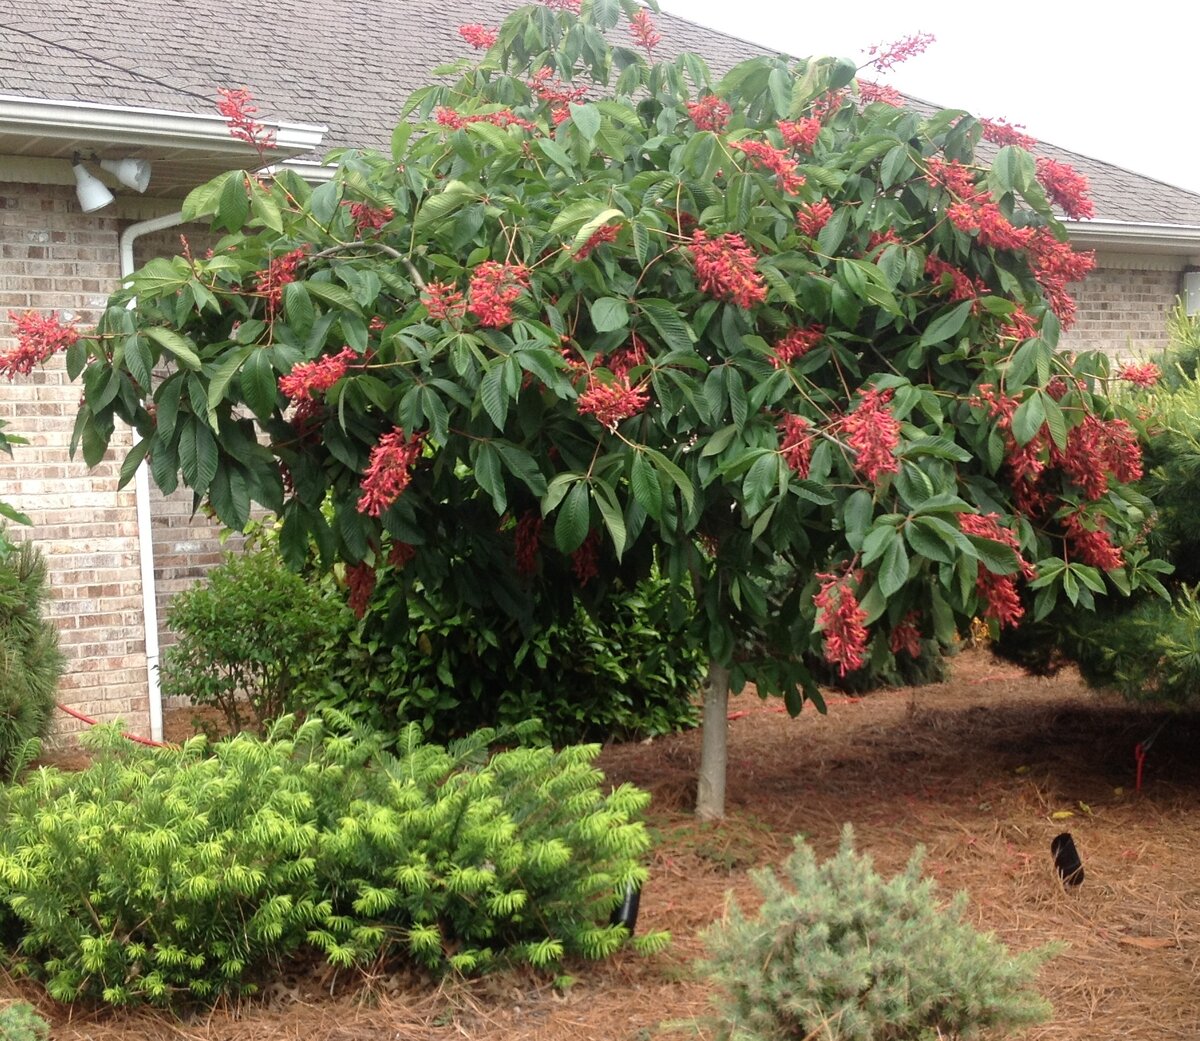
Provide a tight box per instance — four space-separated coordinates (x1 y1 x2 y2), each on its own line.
422 280 468 321
388 542 416 569
924 158 986 202
958 512 1032 629
278 347 358 402
254 247 308 318
529 67 587 125
810 90 848 123
435 107 536 132
1 310 79 378
857 80 904 107
457 23 498 49
999 306 1039 342
796 198 834 237
607 333 647 380
1118 361 1161 388
572 530 601 586
688 95 731 132
1036 157 1094 221
814 573 868 677
629 9 660 53
468 261 531 327
574 222 619 261
925 255 985 303
345 563 376 619
1026 228 1094 328
690 230 767 308
889 614 922 658
842 388 900 482
778 117 822 151
216 87 276 159
862 32 935 73
732 138 805 194
772 325 824 367
577 377 650 429
514 511 542 575
1063 513 1124 571
977 116 1037 150
1055 413 1143 498
778 414 815 478
356 428 424 517
344 201 394 236
542 0 581 9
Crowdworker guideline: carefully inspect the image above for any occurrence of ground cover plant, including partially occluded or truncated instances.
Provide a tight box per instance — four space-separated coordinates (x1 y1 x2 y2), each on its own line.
3 0 1170 818
0 716 663 1007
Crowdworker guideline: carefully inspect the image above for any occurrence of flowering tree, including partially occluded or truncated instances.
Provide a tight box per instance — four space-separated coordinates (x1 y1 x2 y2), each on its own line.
7 0 1168 817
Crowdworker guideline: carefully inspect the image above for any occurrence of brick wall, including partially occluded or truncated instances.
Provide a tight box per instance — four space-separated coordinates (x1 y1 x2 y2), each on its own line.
0 182 150 739
1063 255 1186 360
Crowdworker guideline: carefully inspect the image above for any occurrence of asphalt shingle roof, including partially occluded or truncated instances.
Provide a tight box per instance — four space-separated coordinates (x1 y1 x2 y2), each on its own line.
3 0 1199 226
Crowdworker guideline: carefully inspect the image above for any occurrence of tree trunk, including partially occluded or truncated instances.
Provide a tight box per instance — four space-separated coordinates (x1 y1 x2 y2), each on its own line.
696 659 730 820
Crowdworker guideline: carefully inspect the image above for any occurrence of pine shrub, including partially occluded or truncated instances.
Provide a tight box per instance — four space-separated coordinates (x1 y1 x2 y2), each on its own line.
0 716 665 1007
703 826 1054 1041
160 549 351 733
0 536 64 779
0 1001 50 1041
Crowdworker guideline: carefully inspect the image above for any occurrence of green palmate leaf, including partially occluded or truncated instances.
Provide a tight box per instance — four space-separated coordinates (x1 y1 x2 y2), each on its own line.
592 480 627 559
590 297 630 334
918 300 973 347
241 349 279 419
474 442 506 514
554 481 590 553
878 535 909 597
1011 392 1046 446
144 327 202 371
630 451 663 520
215 172 251 232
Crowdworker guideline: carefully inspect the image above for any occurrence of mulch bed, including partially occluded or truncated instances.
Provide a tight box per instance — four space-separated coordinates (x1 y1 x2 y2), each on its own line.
7 647 1200 1040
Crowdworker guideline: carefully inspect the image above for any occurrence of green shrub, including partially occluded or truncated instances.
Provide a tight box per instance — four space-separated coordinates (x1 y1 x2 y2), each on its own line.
317 568 704 745
0 716 664 1007
0 1001 49 1041
0 536 63 779
703 826 1053 1041
160 549 351 733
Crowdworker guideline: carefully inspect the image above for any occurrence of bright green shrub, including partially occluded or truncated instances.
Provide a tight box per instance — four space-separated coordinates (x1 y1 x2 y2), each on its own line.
703 826 1053 1041
160 549 351 733
0 1001 49 1041
0 716 664 1007
0 536 64 778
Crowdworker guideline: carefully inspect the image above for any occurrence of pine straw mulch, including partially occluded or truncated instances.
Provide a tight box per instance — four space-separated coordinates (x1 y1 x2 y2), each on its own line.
7 647 1200 1040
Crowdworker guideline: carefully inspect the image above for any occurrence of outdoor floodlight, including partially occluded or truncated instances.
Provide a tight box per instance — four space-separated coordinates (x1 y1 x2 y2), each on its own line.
99 157 152 193
72 161 115 213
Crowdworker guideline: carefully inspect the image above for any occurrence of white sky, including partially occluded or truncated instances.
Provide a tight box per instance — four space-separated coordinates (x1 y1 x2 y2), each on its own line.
659 1 1200 198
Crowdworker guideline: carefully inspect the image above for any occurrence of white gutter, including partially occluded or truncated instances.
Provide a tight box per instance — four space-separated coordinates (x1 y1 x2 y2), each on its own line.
1064 219 1200 254
0 94 325 157
120 210 187 743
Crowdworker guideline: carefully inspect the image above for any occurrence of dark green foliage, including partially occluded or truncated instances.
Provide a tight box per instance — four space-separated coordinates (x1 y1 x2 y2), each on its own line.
316 565 704 745
703 826 1054 1041
0 536 63 779
160 549 351 733
0 716 665 1007
0 1001 50 1041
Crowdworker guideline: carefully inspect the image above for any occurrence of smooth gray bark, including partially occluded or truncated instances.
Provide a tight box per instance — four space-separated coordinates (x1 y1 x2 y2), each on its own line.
696 659 731 820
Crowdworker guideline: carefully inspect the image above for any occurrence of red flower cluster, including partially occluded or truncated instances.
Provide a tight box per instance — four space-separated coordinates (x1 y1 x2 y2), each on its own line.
814 572 868 676
842 388 900 482
278 347 358 402
862 32 935 72
468 261 531 327
1055 413 1142 499
810 90 848 123
629 9 660 53
971 384 1046 504
514 511 542 575
254 247 308 318
947 200 1034 251
345 562 376 619
344 201 394 236
796 198 834 237
772 325 824 367
574 222 619 261
388 541 416 569
867 229 903 252
690 230 767 308
999 306 1039 342
435 107 536 132
857 80 904 107
778 117 822 151
607 332 647 380
777 413 815 478
889 613 922 658
1027 228 1095 328
216 87 276 158
577 376 650 428
1117 361 1161 388
732 139 805 194
542 0 581 9
1036 157 1094 220
457 23 498 49
958 512 1031 628
1 310 80 379
925 255 986 303
688 95 732 132
924 158 984 201
356 428 424 516
422 280 468 321
572 530 601 585
1063 512 1123 570
977 116 1037 150
529 67 587 125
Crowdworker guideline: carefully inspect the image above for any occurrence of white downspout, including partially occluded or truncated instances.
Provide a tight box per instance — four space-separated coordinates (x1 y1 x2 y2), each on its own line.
119 210 185 742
